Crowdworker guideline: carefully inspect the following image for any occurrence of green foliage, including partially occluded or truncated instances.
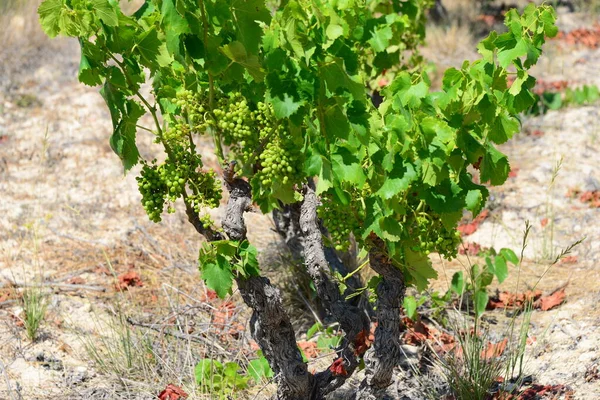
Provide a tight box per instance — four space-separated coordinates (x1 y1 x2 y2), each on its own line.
195 359 250 396
198 240 260 298
195 352 274 396
38 0 557 299
21 285 48 341
451 248 519 316
247 351 274 383
526 84 600 115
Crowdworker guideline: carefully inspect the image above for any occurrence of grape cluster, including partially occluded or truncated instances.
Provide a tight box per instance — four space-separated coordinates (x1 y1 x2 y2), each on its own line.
164 121 191 143
213 92 258 164
410 215 461 259
256 137 303 187
318 196 361 251
136 144 222 224
137 163 167 223
186 169 222 212
169 89 212 138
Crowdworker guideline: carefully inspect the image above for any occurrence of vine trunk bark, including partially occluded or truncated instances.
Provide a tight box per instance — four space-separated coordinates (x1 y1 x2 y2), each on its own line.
354 237 406 400
220 177 314 399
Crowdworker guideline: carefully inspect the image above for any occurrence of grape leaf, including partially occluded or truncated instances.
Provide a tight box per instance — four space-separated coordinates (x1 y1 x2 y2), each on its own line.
376 159 416 200
480 145 510 185
201 257 234 299
270 93 302 118
231 0 271 55
161 0 190 57
331 147 366 187
91 0 118 27
38 0 64 37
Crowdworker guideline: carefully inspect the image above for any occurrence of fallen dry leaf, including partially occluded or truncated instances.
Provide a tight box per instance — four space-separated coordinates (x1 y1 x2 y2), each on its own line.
458 210 489 236
115 271 143 290
531 129 545 137
353 329 372 356
67 276 86 285
329 358 348 376
158 384 188 400
534 288 566 311
298 341 319 359
487 290 542 310
481 338 508 360
560 255 578 264
554 25 600 49
519 383 572 400
489 288 566 312
458 242 482 256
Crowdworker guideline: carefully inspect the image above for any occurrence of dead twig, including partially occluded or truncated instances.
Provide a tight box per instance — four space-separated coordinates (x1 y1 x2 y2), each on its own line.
125 317 230 356
0 280 106 292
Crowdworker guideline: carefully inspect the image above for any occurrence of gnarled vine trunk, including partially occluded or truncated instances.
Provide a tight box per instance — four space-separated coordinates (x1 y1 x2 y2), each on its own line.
354 237 406 399
220 177 315 399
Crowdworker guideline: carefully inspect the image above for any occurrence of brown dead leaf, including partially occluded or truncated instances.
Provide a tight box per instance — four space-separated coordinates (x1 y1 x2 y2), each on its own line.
560 255 578 264
487 290 542 310
67 276 85 285
531 130 545 137
329 358 348 376
458 210 489 237
481 338 508 359
298 341 319 359
534 288 566 311
158 384 188 400
115 271 143 290
353 329 372 356
458 242 482 256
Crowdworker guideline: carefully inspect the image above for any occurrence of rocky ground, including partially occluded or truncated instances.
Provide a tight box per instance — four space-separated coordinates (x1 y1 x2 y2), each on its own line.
1 2 599 400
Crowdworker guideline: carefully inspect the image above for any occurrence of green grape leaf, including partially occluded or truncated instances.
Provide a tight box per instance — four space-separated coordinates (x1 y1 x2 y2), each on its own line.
38 0 64 37
326 23 344 41
195 359 223 385
78 50 102 86
368 25 393 52
451 271 465 294
100 82 142 172
237 241 260 277
135 28 162 68
161 0 190 57
91 0 118 27
497 35 528 69
378 217 403 242
320 59 366 102
480 144 510 185
221 41 265 81
376 159 417 200
323 101 350 140
499 248 519 265
404 248 437 292
474 289 488 316
201 256 234 299
270 93 302 118
489 111 520 144
316 158 334 195
403 296 417 320
231 0 271 55
331 147 366 187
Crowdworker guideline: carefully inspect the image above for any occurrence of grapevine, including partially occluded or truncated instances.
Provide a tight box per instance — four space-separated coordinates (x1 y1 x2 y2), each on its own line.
38 0 558 398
